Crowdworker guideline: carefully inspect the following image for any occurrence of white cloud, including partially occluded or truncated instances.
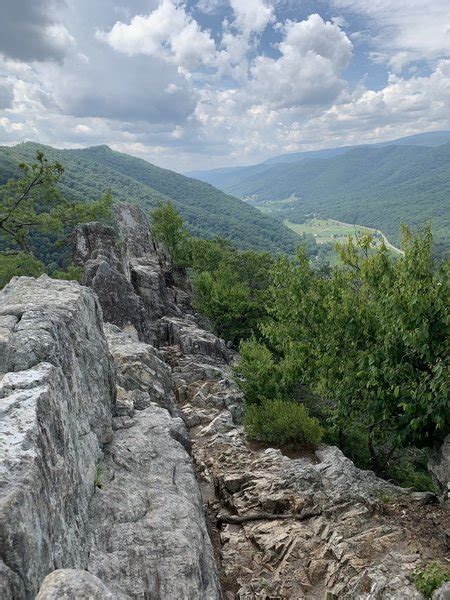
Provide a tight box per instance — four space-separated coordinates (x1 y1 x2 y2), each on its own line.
229 0 274 37
97 0 217 70
332 0 450 71
247 14 353 108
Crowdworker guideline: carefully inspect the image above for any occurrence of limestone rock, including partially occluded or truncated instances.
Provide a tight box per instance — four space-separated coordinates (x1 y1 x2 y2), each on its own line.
158 316 230 363
36 569 116 599
0 276 116 599
429 434 450 499
433 582 450 599
83 258 151 343
73 222 120 268
87 404 219 599
105 323 176 414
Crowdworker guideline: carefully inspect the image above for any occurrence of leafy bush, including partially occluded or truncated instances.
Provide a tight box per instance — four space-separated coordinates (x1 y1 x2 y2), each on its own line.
241 227 449 474
244 399 323 446
51 264 83 283
0 252 45 288
412 562 450 598
189 238 274 346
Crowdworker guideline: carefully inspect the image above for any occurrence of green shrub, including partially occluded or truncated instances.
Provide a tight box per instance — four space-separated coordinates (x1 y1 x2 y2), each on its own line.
0 252 45 288
412 562 450 598
244 398 323 446
51 264 83 283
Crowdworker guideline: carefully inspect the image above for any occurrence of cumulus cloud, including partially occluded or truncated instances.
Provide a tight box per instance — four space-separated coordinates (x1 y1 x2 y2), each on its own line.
0 0 74 63
1 0 450 170
229 0 274 37
248 15 352 108
97 0 217 69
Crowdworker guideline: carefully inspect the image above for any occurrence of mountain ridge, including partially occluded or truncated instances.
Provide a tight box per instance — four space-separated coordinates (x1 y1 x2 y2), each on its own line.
187 136 450 257
0 141 300 256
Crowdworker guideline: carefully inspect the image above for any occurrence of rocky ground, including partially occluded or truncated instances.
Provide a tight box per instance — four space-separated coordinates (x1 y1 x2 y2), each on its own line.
0 202 448 599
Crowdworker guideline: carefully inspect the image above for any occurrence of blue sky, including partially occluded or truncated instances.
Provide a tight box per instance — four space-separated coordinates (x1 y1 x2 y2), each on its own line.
0 0 449 170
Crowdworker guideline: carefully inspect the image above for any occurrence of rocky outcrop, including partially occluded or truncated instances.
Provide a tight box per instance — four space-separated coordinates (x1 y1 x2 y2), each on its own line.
157 323 449 599
73 204 189 344
0 276 115 599
2 202 448 599
36 570 115 599
0 273 220 599
429 435 450 500
87 326 219 599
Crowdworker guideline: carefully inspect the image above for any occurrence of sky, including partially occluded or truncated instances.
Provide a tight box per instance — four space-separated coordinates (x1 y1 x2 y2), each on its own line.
0 0 449 171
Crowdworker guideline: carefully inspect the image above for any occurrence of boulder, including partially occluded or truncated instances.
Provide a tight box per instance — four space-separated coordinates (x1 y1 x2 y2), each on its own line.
36 569 116 600
429 435 450 499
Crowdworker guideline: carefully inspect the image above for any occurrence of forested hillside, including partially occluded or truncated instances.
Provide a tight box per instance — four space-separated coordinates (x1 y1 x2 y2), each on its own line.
0 142 300 256
192 140 450 257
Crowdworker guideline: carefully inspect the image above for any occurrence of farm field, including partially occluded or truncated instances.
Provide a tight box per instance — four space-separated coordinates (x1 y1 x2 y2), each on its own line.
284 217 403 254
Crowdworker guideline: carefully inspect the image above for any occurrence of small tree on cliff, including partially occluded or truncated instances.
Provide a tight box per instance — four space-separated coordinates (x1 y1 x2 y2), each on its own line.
0 150 112 256
150 200 188 267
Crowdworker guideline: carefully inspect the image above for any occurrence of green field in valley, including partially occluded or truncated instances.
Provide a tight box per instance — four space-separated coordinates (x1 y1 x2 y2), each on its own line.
284 217 403 254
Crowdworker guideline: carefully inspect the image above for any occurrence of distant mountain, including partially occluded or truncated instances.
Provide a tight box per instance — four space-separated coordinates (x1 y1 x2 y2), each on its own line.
262 130 450 166
189 131 450 181
0 142 300 256
188 133 450 257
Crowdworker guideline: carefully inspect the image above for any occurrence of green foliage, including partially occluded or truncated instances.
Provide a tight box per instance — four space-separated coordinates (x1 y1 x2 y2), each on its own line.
197 142 450 258
150 200 188 267
0 252 45 288
0 142 301 257
244 398 323 446
0 149 113 275
236 227 449 474
0 151 64 253
411 562 450 598
51 264 83 283
94 465 103 489
235 339 285 405
189 238 274 345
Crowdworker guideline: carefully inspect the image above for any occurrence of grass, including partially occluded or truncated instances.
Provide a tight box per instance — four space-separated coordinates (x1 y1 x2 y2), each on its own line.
286 218 378 244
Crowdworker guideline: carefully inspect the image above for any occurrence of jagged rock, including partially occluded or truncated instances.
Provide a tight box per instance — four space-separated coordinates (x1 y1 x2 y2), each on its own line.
161 317 449 599
0 276 115 599
158 316 230 363
129 256 181 320
83 259 151 342
105 323 176 414
429 435 450 499
115 202 159 270
73 222 120 268
36 569 116 599
433 582 450 599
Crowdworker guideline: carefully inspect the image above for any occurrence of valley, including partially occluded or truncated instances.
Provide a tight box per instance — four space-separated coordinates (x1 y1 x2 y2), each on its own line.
284 217 404 255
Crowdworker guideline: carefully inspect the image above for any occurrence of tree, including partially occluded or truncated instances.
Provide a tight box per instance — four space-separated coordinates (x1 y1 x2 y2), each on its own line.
189 238 274 346
0 151 113 257
150 200 187 267
237 227 449 473
0 151 63 254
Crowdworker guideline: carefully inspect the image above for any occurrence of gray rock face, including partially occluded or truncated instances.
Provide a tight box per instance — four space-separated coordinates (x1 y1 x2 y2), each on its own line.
83 258 151 342
158 312 449 600
73 203 191 342
73 222 120 268
36 569 115 599
86 323 219 598
0 276 116 599
429 434 450 499
433 582 450 599
105 324 176 414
